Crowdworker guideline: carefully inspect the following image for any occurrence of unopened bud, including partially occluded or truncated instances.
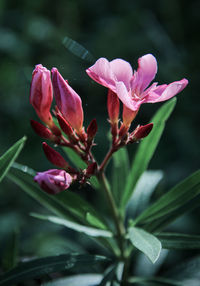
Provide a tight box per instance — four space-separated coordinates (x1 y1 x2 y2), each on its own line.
34 169 73 194
132 123 153 141
30 120 53 140
51 68 84 134
30 64 53 126
57 113 73 136
122 105 138 127
86 162 98 176
118 123 129 139
87 119 98 141
107 89 119 124
42 142 69 168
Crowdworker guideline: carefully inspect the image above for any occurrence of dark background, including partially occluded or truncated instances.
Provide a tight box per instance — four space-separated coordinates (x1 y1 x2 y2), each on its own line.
0 0 199 275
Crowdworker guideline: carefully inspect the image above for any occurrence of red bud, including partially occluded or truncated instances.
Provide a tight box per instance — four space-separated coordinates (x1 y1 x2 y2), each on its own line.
86 162 98 176
87 119 98 140
30 120 53 139
133 123 153 140
57 113 73 136
42 142 68 168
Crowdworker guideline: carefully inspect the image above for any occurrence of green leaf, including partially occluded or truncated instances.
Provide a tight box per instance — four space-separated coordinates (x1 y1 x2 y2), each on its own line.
165 256 200 283
56 191 108 229
128 227 162 264
2 229 19 271
31 213 113 238
63 36 95 63
0 254 107 286
7 164 78 222
120 98 177 210
7 163 107 229
42 274 103 286
0 136 26 183
134 250 168 278
86 212 107 230
99 264 117 286
63 147 87 169
127 170 163 218
89 176 100 190
112 147 129 206
128 276 182 286
156 233 200 250
134 170 200 231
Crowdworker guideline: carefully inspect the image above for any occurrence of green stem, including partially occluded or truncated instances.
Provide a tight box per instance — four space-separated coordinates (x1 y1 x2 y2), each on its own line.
97 171 125 258
99 147 114 172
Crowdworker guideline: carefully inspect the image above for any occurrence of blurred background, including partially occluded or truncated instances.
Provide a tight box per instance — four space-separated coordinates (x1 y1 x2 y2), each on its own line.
0 0 199 279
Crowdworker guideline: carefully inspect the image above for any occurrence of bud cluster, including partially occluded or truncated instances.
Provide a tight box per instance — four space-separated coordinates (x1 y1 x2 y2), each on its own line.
30 65 98 193
106 88 154 152
30 54 187 194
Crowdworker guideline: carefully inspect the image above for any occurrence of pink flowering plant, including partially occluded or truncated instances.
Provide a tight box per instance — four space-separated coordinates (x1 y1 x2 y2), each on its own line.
1 52 200 286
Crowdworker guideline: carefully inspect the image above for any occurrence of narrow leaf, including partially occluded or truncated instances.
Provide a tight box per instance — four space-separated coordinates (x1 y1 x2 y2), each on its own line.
134 170 200 228
146 194 200 232
128 227 162 263
8 163 107 228
0 136 26 182
112 147 129 206
0 254 107 286
63 147 87 169
164 256 200 283
31 213 113 238
128 276 181 286
99 264 117 286
121 98 176 210
127 170 163 218
7 165 78 222
42 274 103 286
156 233 200 250
86 212 107 230
2 229 19 271
63 36 95 62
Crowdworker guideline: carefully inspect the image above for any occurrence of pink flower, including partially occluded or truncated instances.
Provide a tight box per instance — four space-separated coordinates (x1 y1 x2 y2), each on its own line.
30 64 53 126
34 169 73 194
86 54 188 111
51 68 84 134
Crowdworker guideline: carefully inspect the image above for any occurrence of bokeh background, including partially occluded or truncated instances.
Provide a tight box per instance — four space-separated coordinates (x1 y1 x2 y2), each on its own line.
0 0 200 279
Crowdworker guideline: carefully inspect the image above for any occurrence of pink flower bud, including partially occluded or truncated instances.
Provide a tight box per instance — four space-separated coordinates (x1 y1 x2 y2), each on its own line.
34 169 72 194
87 119 98 141
51 68 84 133
122 105 138 127
42 142 68 168
107 89 119 124
132 123 153 140
30 120 54 140
30 64 53 126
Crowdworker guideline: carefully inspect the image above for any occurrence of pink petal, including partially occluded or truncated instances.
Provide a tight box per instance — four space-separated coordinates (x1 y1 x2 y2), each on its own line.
116 82 142 111
143 83 167 102
52 68 84 132
110 59 133 90
131 54 157 93
145 79 188 103
86 58 117 92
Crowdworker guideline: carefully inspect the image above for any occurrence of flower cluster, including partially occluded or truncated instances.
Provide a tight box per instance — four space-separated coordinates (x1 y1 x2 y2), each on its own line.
30 54 188 194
